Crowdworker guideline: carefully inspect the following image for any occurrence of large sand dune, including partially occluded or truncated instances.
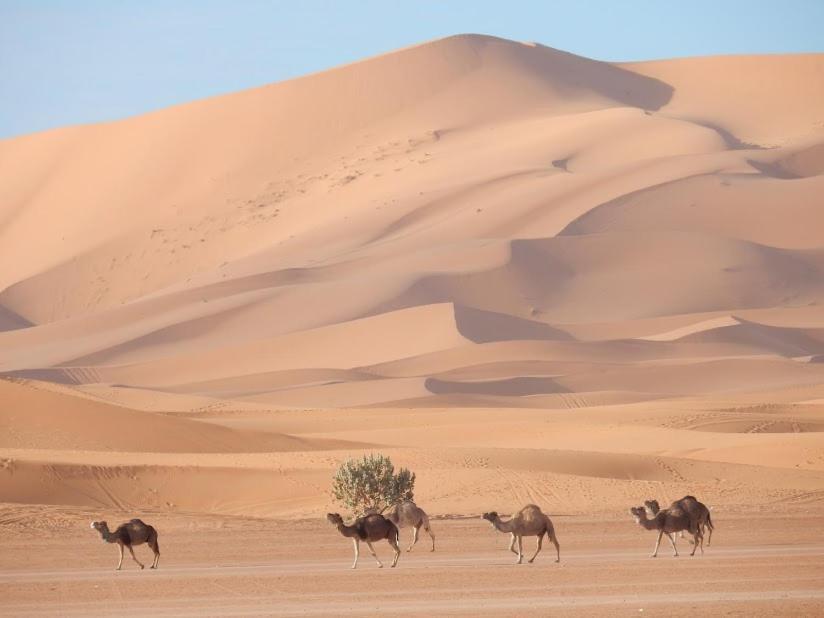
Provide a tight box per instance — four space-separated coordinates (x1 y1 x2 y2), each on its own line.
1 34 824 615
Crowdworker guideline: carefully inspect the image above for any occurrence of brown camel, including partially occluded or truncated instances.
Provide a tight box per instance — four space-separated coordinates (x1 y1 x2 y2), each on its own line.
482 504 560 564
90 519 160 570
644 496 714 546
630 505 702 557
386 500 435 552
326 513 400 569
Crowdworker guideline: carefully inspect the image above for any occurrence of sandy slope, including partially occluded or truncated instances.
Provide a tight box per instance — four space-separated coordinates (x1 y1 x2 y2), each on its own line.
1 36 823 409
0 379 361 453
1 33 824 615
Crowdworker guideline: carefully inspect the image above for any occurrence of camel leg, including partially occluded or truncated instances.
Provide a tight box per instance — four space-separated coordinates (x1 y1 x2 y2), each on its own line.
528 533 543 563
365 541 383 568
116 544 124 570
407 524 420 552
127 545 144 569
420 514 435 552
651 530 664 558
706 521 713 546
550 532 560 563
690 530 702 556
388 535 400 568
516 535 523 564
666 532 679 557
150 539 160 569
508 533 518 556
351 538 359 569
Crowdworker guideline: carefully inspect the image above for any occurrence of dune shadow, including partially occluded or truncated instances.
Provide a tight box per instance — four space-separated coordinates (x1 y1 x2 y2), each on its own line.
0 304 32 333
686 119 767 150
523 42 674 111
747 159 802 180
0 368 78 384
425 376 569 397
453 305 574 344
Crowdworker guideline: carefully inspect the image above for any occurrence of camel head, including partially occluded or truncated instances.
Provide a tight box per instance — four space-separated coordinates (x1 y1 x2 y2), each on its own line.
643 499 660 516
481 511 498 527
629 506 647 523
326 513 344 526
90 521 108 540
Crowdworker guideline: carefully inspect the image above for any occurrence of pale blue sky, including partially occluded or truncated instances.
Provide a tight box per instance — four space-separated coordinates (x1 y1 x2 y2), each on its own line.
2 0 823 138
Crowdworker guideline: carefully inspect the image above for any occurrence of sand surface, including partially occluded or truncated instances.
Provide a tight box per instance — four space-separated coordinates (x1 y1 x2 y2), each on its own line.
2 508 824 617
1 34 824 615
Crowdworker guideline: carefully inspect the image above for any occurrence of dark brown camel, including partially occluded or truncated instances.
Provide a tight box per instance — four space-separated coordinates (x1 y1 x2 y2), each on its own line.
326 513 400 569
90 519 160 570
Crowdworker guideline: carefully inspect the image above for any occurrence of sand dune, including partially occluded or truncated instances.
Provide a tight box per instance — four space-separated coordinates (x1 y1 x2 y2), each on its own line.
562 173 824 249
623 53 824 144
1 33 823 539
640 316 824 356
0 378 358 453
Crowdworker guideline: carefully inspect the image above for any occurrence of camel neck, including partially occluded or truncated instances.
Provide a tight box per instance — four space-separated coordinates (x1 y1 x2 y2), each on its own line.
493 517 515 533
97 526 115 542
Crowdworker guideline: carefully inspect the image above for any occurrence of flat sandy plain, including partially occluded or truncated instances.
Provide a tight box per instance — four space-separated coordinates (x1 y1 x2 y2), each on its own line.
2 34 824 615
2 507 824 616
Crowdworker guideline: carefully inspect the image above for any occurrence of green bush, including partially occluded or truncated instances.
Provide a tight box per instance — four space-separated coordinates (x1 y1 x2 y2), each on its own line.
332 453 415 515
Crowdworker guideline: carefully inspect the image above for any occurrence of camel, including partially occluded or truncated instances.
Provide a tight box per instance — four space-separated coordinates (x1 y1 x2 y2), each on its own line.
326 513 400 569
482 504 560 564
386 500 435 553
90 519 160 570
645 496 714 546
630 505 703 557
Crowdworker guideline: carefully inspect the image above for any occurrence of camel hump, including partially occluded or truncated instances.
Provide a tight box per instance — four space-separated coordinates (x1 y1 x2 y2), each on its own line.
354 520 369 540
129 518 147 526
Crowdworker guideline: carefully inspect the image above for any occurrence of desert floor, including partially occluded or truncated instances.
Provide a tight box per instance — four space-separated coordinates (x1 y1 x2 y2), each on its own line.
3 389 824 616
2 507 824 617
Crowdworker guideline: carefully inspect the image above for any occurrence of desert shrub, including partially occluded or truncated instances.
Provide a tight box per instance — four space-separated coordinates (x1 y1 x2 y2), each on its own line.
331 453 415 515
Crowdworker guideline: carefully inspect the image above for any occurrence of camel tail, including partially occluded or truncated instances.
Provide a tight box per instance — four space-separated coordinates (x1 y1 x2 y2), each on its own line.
706 510 714 531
